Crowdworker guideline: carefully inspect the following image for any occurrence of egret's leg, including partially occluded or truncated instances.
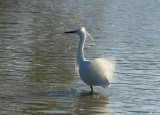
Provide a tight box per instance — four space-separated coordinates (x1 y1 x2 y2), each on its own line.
90 85 93 93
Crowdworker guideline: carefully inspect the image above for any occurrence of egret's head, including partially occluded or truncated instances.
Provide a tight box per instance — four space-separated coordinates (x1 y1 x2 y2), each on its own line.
65 27 96 46
65 27 86 36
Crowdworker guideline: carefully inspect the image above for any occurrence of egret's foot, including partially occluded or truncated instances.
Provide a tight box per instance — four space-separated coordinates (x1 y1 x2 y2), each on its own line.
90 85 93 94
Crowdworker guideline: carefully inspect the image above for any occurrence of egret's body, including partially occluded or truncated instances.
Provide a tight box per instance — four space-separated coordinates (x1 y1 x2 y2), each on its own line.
65 27 115 92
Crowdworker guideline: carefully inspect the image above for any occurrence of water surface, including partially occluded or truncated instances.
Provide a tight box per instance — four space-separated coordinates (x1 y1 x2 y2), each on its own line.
0 0 160 114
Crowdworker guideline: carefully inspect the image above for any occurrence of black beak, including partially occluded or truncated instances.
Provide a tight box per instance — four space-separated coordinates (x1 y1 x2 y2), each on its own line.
65 30 75 33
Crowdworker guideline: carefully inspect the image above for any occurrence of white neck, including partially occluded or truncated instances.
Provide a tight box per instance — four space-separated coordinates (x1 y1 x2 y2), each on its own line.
77 33 86 63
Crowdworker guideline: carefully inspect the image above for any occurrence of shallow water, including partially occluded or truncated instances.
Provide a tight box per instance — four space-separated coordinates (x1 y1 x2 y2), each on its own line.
0 0 160 114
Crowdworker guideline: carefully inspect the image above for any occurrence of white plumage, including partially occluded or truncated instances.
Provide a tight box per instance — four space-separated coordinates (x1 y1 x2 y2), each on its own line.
65 27 115 92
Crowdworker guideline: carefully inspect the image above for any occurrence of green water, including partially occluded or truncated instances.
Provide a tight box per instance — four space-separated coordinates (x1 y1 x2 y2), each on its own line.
0 0 160 114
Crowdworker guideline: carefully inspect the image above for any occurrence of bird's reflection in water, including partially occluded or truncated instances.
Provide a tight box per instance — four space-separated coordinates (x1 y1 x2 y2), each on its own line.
36 90 111 115
74 90 111 115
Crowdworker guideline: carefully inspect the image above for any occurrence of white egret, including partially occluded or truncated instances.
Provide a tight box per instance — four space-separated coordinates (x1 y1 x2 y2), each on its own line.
65 27 115 93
